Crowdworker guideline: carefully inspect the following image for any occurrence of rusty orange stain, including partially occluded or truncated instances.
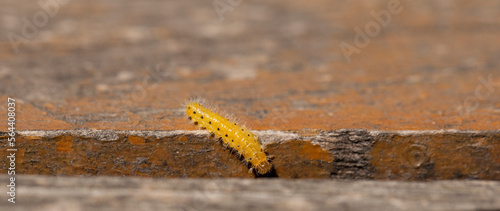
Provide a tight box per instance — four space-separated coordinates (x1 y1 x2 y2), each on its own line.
266 140 333 178
150 149 169 163
23 136 42 140
56 136 73 153
299 141 334 162
3 63 499 131
175 135 189 143
128 136 146 145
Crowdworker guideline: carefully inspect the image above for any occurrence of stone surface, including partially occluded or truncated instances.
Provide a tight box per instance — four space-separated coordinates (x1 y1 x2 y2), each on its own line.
1 175 499 211
1 130 498 180
1 1 499 209
0 0 499 131
0 0 499 181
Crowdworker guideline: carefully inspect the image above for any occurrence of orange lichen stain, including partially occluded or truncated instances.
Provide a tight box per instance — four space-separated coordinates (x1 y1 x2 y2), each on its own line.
174 135 189 143
16 148 26 165
0 96 75 131
56 136 73 153
266 140 333 178
128 136 146 145
151 149 168 162
43 102 56 110
23 136 42 140
299 141 334 162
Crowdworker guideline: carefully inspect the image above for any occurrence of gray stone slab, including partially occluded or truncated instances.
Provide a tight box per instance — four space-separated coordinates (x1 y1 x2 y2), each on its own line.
1 175 499 211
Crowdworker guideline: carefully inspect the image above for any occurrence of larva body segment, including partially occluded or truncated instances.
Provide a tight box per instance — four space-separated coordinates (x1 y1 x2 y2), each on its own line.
186 102 272 175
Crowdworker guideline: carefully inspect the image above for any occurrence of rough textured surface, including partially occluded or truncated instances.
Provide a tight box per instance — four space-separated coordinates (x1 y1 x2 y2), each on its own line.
1 130 498 179
1 175 499 211
0 0 499 131
1 0 499 209
372 131 500 180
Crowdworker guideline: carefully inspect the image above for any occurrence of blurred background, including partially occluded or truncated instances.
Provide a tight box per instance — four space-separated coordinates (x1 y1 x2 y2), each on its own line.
1 0 499 131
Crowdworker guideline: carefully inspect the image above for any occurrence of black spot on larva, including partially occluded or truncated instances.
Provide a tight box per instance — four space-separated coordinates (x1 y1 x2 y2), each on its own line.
209 121 211 124
188 117 192 120
231 140 234 142
225 134 228 137
261 149 263 152
234 123 236 125
188 107 190 109
241 129 244 131
193 111 196 114
194 121 198 125
201 116 204 119
217 128 220 131
249 158 252 160
247 134 250 136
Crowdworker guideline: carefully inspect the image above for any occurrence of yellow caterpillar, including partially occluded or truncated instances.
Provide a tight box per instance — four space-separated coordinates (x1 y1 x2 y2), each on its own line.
185 101 272 175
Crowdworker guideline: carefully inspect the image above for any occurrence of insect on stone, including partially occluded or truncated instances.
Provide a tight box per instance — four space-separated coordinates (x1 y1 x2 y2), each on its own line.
185 101 272 175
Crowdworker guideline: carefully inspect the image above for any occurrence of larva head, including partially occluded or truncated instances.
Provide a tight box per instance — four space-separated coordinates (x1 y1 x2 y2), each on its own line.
186 102 201 119
255 160 272 175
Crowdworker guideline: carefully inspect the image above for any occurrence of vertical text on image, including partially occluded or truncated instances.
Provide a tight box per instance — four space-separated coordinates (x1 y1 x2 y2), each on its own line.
6 97 17 204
